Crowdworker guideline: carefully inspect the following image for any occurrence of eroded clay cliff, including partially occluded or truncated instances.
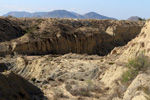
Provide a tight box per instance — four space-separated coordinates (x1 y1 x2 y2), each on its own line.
111 19 150 61
0 18 145 56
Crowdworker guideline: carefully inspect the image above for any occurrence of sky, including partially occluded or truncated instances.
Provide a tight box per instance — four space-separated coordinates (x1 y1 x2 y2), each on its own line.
0 0 149 20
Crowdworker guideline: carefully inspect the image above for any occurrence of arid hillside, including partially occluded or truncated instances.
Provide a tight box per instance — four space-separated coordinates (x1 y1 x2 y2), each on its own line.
0 17 150 100
0 17 144 56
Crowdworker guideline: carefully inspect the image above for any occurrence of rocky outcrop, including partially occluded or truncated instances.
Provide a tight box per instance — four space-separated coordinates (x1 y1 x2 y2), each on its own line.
0 71 44 100
11 33 112 55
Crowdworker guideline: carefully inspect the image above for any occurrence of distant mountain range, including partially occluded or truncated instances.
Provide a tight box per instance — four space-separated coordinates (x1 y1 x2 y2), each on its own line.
3 10 116 20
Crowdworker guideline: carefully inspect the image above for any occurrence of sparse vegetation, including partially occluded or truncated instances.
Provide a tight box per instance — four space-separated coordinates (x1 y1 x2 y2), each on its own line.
43 85 48 89
31 77 36 83
122 53 150 83
138 18 146 21
24 25 39 34
100 59 104 62
66 80 102 97
109 62 115 65
6 15 14 18
0 16 148 100
53 87 68 100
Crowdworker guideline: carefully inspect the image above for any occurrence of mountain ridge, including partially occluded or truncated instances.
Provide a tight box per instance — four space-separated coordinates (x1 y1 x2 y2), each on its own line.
42 10 78 18
3 10 116 20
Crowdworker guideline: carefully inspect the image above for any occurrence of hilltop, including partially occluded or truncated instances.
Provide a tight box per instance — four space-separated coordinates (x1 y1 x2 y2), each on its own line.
127 16 142 21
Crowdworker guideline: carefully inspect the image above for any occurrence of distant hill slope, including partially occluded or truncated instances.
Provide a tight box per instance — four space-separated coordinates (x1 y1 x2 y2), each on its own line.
70 12 84 19
127 16 141 21
32 12 47 17
3 11 46 17
3 10 116 20
3 11 32 17
83 12 116 19
43 10 78 18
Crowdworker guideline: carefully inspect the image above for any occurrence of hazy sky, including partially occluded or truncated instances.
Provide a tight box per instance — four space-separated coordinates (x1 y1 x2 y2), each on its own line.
0 0 149 19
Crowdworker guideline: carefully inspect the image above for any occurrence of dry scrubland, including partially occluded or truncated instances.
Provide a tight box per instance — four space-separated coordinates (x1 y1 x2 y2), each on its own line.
0 17 150 100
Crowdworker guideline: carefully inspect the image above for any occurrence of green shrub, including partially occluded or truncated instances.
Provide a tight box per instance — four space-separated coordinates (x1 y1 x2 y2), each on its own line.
109 62 115 65
24 26 38 34
138 18 146 21
122 53 150 83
